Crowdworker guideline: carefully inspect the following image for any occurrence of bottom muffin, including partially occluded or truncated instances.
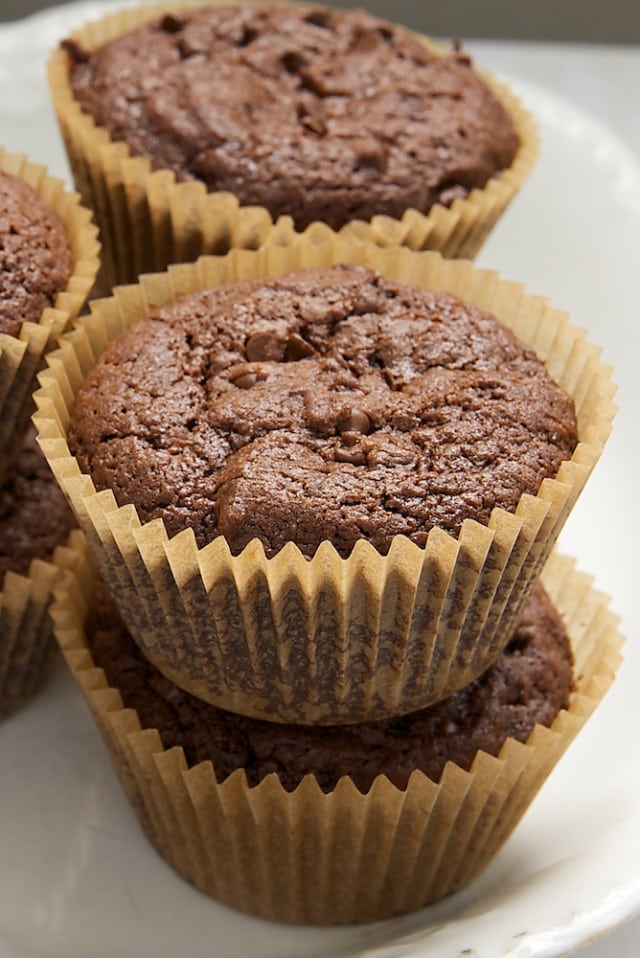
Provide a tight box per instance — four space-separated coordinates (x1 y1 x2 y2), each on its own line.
90 580 573 793
51 536 622 924
0 428 76 719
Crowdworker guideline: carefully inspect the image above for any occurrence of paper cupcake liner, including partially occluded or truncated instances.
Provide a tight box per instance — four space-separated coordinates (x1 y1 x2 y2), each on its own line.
50 534 623 924
33 239 615 724
0 557 68 720
0 147 100 484
47 1 537 293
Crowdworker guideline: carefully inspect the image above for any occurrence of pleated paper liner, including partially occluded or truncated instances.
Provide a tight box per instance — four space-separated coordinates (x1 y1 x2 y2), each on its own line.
0 558 69 720
50 533 623 924
0 147 100 484
33 240 615 724
47 0 537 293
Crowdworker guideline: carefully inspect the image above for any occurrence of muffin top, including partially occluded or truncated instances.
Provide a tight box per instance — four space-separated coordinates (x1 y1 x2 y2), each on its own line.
91 580 573 792
0 428 75 579
68 265 578 559
65 3 519 230
0 171 73 337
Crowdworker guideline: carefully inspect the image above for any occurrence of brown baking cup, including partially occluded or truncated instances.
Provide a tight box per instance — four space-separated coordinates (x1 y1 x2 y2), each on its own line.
50 535 623 924
0 556 69 720
0 147 100 484
32 240 615 724
47 1 537 293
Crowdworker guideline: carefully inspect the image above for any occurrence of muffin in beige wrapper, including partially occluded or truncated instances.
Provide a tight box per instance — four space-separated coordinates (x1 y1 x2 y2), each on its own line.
0 426 77 719
47 1 537 294
0 147 99 484
33 239 615 724
50 532 623 924
0 560 65 720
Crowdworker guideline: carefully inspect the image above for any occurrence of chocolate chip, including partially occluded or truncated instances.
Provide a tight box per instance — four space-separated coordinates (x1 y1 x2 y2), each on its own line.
368 447 415 467
296 99 326 136
351 31 380 54
335 446 366 465
304 10 331 28
353 145 388 173
228 363 266 388
160 14 183 34
177 37 197 59
235 372 258 389
383 368 397 390
285 334 317 361
246 332 285 363
298 70 328 97
282 51 307 74
337 409 370 434
239 25 259 47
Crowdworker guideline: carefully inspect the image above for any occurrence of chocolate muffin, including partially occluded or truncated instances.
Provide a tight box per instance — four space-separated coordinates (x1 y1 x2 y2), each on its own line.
0 428 76 718
0 170 74 337
0 428 75 580
64 3 520 231
52 536 621 922
68 265 578 560
91 578 572 793
37 242 612 724
0 151 99 488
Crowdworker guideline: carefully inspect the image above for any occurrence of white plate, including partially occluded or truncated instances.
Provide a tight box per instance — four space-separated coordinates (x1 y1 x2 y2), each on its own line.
1 5 639 957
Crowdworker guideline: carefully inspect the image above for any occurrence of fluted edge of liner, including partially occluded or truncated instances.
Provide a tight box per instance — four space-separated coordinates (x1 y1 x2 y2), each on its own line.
0 554 72 720
50 533 624 924
0 146 100 481
33 240 616 723
46 0 537 292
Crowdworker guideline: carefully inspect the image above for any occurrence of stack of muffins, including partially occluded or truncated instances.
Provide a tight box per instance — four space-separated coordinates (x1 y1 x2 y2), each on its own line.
19 0 623 927
38 238 618 923
0 148 99 719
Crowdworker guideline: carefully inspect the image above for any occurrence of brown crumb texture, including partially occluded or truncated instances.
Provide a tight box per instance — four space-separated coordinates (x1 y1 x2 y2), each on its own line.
0 172 73 337
66 3 519 230
0 428 75 578
90 581 573 792
69 265 578 559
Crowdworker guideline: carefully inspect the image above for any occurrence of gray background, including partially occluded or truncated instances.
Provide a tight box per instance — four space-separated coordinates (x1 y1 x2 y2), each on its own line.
1 0 640 42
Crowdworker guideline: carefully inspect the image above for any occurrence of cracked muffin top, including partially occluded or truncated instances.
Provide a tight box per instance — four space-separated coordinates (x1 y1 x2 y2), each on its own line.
0 171 73 337
64 3 519 230
68 265 578 559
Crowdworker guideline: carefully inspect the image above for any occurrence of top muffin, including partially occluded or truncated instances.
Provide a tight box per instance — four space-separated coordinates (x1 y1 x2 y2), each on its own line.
0 171 73 337
68 264 578 559
64 3 520 230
